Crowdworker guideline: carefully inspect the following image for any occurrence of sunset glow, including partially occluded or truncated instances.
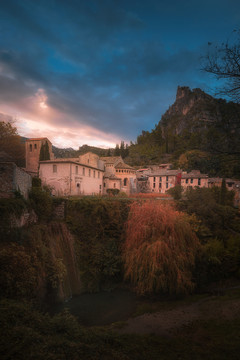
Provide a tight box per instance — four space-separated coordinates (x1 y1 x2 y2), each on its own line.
0 1 238 149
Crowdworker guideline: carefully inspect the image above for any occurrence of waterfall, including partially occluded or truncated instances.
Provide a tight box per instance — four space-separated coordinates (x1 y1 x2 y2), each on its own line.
46 222 82 301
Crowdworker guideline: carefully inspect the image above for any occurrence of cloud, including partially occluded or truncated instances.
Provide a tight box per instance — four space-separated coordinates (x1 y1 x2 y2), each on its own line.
0 0 235 148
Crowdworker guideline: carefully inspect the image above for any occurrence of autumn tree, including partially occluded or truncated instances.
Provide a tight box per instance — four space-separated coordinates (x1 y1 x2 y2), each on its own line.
123 201 200 295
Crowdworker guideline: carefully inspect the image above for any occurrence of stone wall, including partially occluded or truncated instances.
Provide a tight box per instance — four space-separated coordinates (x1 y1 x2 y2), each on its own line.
0 162 32 199
53 201 66 219
0 162 13 198
14 165 32 199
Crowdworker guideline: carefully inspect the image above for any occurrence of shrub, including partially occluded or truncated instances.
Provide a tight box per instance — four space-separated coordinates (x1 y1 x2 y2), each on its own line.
29 187 52 221
167 184 183 200
123 201 200 295
66 198 131 292
32 177 42 188
106 188 120 196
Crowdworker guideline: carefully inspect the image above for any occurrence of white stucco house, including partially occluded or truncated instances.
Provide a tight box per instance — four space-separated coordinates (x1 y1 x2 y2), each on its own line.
39 152 105 196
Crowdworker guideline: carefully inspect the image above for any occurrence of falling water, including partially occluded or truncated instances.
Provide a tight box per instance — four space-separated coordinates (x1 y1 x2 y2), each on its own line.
47 222 82 301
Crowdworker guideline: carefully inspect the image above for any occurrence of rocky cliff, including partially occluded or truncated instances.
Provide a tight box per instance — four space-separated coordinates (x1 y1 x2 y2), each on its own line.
160 86 240 136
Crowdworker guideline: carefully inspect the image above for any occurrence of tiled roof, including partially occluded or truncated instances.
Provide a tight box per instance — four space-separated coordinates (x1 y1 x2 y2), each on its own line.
147 169 180 176
181 172 208 179
104 174 121 180
100 156 122 164
115 162 135 170
39 159 104 171
26 138 49 141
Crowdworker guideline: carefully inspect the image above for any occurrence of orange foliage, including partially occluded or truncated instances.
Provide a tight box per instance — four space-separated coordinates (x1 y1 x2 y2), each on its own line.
123 202 200 295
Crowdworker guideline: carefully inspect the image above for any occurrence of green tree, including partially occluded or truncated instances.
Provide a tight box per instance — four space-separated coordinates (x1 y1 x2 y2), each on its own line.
0 121 25 166
114 144 120 156
39 141 50 161
220 178 227 205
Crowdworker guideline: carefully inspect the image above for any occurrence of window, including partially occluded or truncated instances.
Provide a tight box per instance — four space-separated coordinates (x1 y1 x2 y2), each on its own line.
93 170 95 178
77 183 80 188
160 177 162 182
98 172 100 178
34 144 37 149
104 182 106 187
190 178 193 184
53 164 57 173
114 183 116 188
153 177 156 182
89 169 91 177
153 182 156 188
186 178 188 184
124 178 127 186
76 166 78 174
166 176 169 181
83 168 85 176
166 182 168 189
198 178 201 186
30 144 32 152
159 182 162 188
99 185 102 190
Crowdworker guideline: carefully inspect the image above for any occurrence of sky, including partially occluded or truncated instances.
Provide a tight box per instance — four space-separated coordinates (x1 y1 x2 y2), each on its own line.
0 0 239 149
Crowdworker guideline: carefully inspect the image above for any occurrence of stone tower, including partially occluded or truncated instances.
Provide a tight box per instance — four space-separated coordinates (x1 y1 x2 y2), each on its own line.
25 137 54 175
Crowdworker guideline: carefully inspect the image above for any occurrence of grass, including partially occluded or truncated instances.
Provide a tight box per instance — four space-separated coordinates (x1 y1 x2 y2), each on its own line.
1 289 240 360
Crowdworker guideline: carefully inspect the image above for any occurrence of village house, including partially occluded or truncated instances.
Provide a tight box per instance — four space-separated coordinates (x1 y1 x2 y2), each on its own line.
39 152 105 196
181 170 208 190
25 138 137 196
208 177 240 207
147 169 181 193
100 156 137 195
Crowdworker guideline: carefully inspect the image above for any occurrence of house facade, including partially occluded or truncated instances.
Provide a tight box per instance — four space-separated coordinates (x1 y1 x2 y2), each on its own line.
39 153 105 196
147 170 181 193
181 170 208 190
208 177 240 207
101 156 137 194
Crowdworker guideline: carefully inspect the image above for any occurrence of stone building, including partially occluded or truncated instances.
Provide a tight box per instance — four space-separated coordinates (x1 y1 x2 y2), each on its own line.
100 156 137 194
39 152 105 196
208 177 240 207
25 137 54 175
181 170 208 189
147 169 181 193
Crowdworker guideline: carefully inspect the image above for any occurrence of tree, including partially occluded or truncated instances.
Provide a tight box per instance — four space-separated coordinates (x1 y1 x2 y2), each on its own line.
123 202 200 295
0 121 25 166
202 30 240 103
114 144 120 156
39 141 50 161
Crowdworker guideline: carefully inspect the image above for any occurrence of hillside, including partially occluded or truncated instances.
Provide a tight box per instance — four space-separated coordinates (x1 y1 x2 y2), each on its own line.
126 86 240 178
52 144 113 158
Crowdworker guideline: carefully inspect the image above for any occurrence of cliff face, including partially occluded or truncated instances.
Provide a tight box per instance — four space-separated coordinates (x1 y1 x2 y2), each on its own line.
160 86 240 136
